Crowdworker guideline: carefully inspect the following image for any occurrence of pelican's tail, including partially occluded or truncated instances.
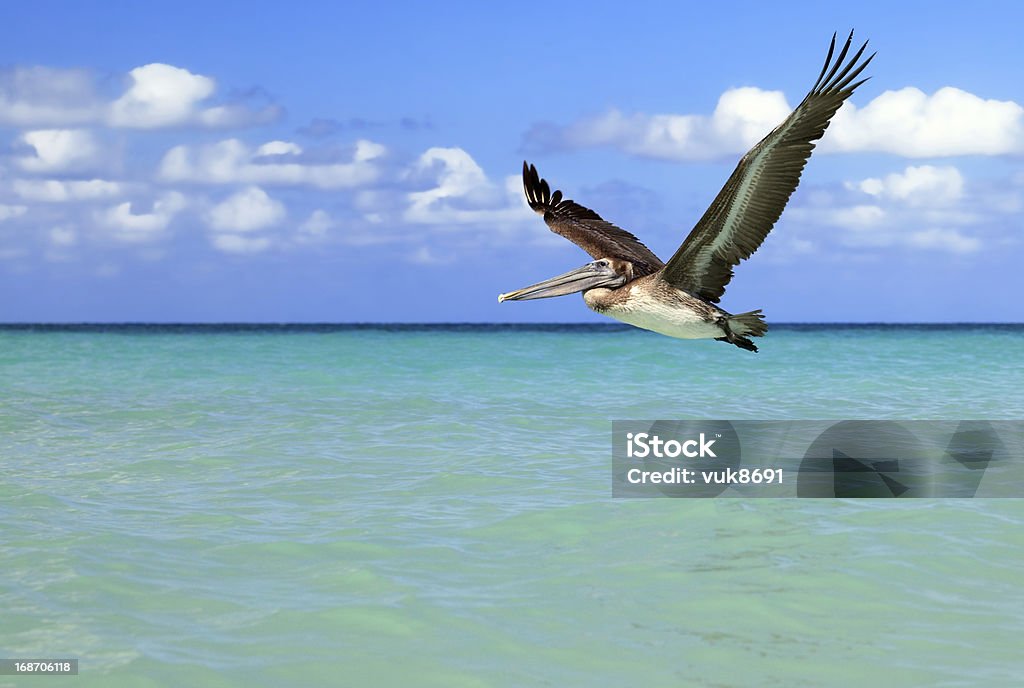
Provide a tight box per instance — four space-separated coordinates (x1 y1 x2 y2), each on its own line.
717 310 768 353
730 309 768 337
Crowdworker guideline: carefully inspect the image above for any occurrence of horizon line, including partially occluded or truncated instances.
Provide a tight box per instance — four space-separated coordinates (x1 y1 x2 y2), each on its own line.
1 321 1022 327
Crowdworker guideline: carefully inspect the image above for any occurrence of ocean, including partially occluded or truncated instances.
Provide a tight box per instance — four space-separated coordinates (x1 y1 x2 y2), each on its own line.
1 324 1022 687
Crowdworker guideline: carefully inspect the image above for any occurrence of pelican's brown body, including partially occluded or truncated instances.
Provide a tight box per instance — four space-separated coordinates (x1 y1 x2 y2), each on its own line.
584 274 766 344
499 32 874 352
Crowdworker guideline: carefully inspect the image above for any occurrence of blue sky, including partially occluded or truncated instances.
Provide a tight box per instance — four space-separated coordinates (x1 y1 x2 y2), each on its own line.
1 1 1022 322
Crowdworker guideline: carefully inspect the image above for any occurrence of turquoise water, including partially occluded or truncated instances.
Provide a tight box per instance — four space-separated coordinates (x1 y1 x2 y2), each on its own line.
1 324 1023 687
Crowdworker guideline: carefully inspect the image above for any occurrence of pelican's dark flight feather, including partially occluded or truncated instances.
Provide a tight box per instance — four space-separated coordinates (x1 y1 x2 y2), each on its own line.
660 31 874 303
501 32 874 352
523 162 664 278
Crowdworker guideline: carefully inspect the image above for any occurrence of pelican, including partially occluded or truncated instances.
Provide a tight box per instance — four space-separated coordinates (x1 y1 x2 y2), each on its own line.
498 32 874 352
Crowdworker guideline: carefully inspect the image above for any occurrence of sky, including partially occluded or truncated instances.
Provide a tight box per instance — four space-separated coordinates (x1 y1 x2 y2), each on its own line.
0 0 1022 323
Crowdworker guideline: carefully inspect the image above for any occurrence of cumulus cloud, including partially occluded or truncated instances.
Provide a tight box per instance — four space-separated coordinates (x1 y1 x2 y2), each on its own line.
97 191 187 241
0 63 279 129
809 204 887 230
206 186 285 232
524 87 791 160
158 138 384 188
0 204 28 221
115 64 280 129
203 184 281 253
906 228 980 254
108 64 215 128
16 129 100 172
0 66 101 126
526 86 1024 160
299 209 333 236
790 164 992 255
404 147 528 225
210 234 272 254
49 226 77 247
12 179 123 202
850 165 964 207
256 140 303 157
826 87 1024 156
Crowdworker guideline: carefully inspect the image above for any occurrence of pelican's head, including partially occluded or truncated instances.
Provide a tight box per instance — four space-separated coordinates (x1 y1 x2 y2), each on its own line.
498 258 632 303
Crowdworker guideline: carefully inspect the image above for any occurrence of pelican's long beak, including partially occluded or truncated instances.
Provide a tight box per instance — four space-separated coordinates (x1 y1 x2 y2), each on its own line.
498 261 624 302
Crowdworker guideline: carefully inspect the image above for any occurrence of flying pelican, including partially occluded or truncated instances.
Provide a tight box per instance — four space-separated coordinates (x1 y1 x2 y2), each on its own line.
498 32 873 352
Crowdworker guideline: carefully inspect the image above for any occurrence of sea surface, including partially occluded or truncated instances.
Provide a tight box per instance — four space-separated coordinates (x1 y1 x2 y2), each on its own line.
1 324 1022 687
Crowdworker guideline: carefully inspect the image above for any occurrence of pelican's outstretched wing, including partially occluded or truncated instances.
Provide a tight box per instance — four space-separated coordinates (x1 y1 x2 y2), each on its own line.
523 162 664 277
661 31 874 302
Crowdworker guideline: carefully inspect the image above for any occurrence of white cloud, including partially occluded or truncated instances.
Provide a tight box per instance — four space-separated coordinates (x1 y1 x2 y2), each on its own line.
196 104 280 128
0 63 277 129
12 179 123 202
404 147 528 225
527 87 792 160
206 186 285 232
17 129 100 172
826 87 1024 156
50 226 77 247
256 140 303 157
97 191 186 240
299 209 333 236
528 86 1024 160
159 138 384 188
0 204 28 221
0 66 101 126
814 204 887 230
789 164 999 255
108 64 214 128
210 234 272 254
354 140 386 161
851 165 964 207
907 228 980 254
407 147 488 210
